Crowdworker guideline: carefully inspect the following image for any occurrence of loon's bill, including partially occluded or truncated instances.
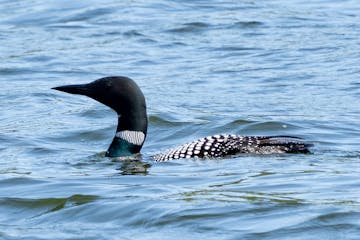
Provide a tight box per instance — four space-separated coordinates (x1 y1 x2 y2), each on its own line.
53 76 313 160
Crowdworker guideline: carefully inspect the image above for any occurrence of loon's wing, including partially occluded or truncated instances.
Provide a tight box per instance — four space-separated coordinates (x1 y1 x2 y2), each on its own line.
254 135 313 154
153 134 312 161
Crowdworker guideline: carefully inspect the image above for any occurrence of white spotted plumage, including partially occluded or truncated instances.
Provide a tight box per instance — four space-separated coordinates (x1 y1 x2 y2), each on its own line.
153 134 311 161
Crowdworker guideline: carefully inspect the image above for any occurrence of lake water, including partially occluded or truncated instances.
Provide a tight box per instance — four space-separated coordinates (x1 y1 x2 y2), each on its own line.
1 0 360 239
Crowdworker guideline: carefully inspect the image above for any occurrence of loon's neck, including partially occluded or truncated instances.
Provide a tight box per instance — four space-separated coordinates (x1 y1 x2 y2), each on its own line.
106 112 148 157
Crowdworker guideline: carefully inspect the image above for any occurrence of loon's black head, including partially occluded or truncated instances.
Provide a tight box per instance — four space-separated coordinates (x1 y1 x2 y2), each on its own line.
53 76 148 158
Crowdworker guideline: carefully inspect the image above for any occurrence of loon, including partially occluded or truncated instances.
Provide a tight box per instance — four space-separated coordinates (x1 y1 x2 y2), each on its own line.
52 76 312 161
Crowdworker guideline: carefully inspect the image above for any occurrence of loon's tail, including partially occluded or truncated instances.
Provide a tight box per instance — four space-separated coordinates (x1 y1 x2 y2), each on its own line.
258 135 313 153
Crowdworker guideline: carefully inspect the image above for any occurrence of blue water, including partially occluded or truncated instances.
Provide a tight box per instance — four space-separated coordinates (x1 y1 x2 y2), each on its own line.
1 0 360 239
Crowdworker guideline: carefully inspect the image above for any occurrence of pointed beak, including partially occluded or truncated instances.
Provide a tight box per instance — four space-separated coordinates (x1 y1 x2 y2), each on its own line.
52 84 92 96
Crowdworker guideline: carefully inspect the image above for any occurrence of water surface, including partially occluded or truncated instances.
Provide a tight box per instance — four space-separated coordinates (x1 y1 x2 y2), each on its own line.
1 0 360 239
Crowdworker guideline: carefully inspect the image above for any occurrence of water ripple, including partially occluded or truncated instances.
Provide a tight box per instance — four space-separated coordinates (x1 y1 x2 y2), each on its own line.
0 195 98 216
167 22 211 33
1 0 360 239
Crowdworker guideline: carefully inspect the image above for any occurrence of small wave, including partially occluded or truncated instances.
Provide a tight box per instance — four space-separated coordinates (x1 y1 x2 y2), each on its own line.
211 119 255 133
46 24 90 29
149 116 189 127
60 7 114 23
230 21 264 28
342 152 360 159
167 22 211 33
0 67 36 76
210 46 264 52
0 177 45 185
123 30 145 38
0 195 98 213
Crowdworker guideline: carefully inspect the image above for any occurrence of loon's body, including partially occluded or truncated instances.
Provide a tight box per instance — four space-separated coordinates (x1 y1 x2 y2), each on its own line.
153 134 310 161
53 76 312 161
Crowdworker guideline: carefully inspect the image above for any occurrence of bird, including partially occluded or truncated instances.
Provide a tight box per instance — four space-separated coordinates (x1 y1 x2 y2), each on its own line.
52 76 313 161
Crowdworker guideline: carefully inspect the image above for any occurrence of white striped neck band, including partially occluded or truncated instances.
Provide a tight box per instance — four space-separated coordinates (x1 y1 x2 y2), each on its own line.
115 130 145 146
